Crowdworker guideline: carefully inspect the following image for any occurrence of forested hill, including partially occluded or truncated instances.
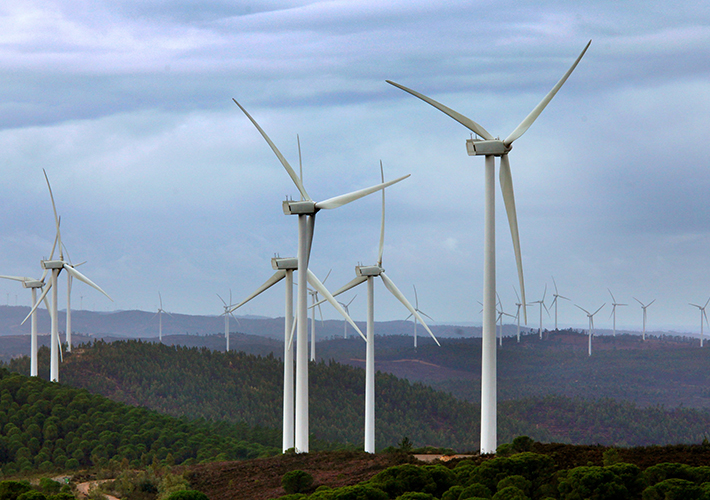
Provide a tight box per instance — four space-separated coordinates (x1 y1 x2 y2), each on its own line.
0 367 280 476
8 340 710 450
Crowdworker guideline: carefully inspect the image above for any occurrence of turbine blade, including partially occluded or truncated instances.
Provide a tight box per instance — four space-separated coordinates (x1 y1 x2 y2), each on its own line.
608 288 617 303
315 174 409 210
380 272 440 346
0 275 30 283
592 304 605 316
232 98 311 201
552 276 559 295
217 293 227 307
574 304 590 315
385 80 494 140
326 275 368 301
413 284 419 309
287 314 297 350
648 298 656 307
22 282 52 325
43 169 62 257
504 40 591 145
64 266 112 301
499 154 526 324
228 270 287 313
377 161 385 267
307 269 366 342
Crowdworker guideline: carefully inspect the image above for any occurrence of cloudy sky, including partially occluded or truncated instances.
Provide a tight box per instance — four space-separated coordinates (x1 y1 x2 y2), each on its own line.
1 0 709 334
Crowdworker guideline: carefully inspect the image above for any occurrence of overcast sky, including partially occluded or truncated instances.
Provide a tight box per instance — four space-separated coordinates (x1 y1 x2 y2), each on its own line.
1 0 710 334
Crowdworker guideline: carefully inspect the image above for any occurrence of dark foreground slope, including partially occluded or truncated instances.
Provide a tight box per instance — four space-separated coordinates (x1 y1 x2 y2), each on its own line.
8 340 710 450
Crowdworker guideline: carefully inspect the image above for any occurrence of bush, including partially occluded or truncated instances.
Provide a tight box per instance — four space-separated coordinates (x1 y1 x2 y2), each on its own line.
17 492 47 500
642 478 703 500
394 493 433 500
38 480 61 495
281 470 314 495
459 483 491 499
491 486 527 500
164 491 209 500
369 464 436 498
497 476 531 497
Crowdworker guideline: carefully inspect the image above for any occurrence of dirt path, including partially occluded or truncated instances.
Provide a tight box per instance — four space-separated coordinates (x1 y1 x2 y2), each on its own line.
75 480 121 500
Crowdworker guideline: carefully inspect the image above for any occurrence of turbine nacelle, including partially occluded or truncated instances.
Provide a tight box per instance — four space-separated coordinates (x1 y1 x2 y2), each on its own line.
466 139 511 157
22 280 44 289
272 257 298 270
356 265 383 277
42 260 64 270
282 200 318 215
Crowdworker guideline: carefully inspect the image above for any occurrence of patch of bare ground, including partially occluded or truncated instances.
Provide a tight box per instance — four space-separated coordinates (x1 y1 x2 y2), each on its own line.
183 451 420 500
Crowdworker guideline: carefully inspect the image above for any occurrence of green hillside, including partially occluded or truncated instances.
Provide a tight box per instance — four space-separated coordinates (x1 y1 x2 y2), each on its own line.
7 340 710 451
0 366 280 476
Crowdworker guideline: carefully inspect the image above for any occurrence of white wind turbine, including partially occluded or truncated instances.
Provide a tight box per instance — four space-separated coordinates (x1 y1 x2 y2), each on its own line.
23 170 112 382
218 291 239 351
228 256 363 452
233 99 407 453
314 164 439 453
307 269 330 361
634 297 656 341
0 274 53 377
575 303 605 356
689 298 710 347
512 287 527 342
405 285 435 349
387 41 590 453
155 293 173 342
337 295 357 339
550 277 570 331
530 285 549 340
608 289 627 337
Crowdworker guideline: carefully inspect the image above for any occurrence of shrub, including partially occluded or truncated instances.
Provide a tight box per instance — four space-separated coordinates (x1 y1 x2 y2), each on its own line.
497 476 531 497
164 491 209 500
641 478 703 500
369 464 436 498
281 470 314 495
491 486 527 500
38 480 61 495
0 481 32 500
17 492 47 500
459 483 491 499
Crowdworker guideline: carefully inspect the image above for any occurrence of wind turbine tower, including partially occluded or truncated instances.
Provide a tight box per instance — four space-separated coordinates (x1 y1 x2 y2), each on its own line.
550 277 570 330
634 297 656 341
405 285 434 348
234 100 407 453
530 285 549 339
689 298 710 347
608 289 627 337
575 303 605 356
387 41 590 453
218 291 238 351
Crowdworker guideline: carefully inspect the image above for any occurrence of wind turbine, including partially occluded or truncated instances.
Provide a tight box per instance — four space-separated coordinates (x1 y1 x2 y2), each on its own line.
314 163 439 453
228 257 363 452
634 297 655 341
23 170 112 382
218 291 239 351
608 289 627 337
575 303 605 356
550 277 570 330
530 285 549 339
405 285 435 348
155 293 173 342
307 269 330 361
689 298 710 347
233 98 407 453
512 287 527 342
337 295 357 339
387 41 590 453
0 274 53 376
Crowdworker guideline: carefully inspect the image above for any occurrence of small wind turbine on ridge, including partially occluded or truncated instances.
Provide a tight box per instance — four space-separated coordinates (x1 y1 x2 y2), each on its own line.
307 269 330 361
575 303 605 356
337 295 357 339
530 284 549 340
218 290 239 351
550 276 570 331
634 297 655 341
689 298 710 347
608 288 627 337
405 285 435 349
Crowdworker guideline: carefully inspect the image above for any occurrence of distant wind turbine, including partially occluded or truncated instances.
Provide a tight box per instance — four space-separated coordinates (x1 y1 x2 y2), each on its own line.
530 285 549 339
689 298 710 347
550 277 570 330
608 289 627 337
337 295 357 339
218 291 239 351
307 269 331 361
513 287 526 342
405 285 435 348
233 97 405 453
575 303 605 356
155 293 173 342
387 41 590 452
634 297 656 341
